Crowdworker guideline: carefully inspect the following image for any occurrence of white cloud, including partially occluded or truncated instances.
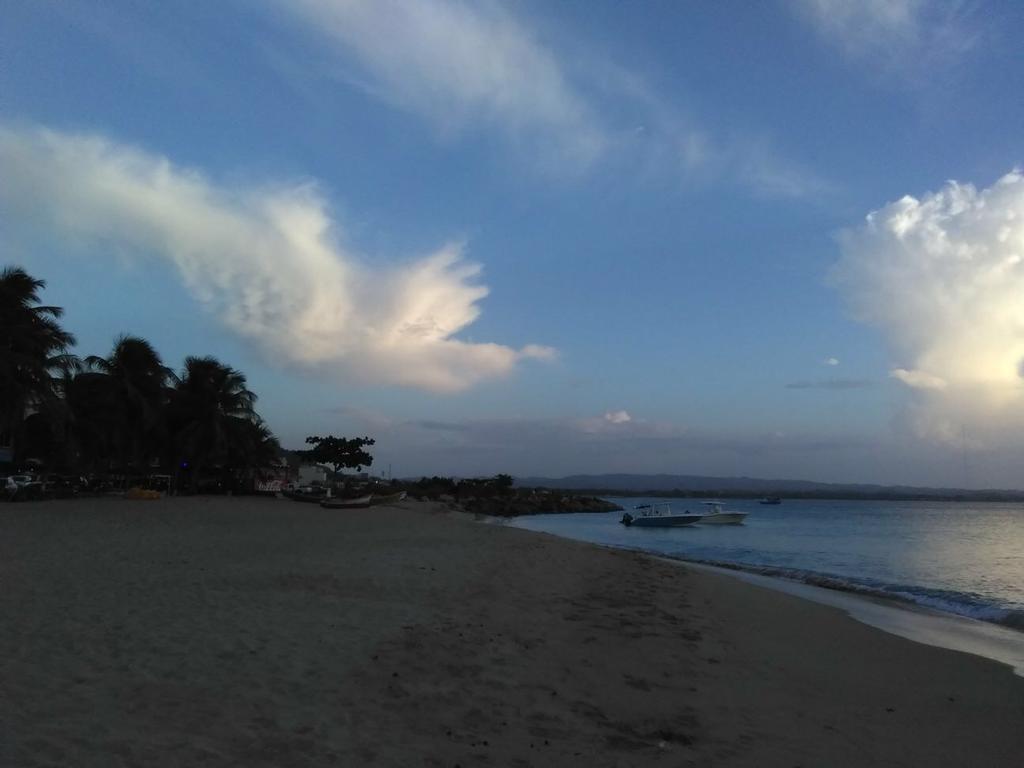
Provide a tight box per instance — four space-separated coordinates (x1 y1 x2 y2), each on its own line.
832 170 1024 444
890 368 947 390
276 0 605 169
793 0 977 75
0 124 553 392
825 356 840 366
274 1 828 198
603 410 632 424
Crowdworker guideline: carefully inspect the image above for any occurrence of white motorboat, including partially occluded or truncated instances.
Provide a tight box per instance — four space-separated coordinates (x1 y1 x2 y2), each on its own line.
697 501 748 525
620 502 703 527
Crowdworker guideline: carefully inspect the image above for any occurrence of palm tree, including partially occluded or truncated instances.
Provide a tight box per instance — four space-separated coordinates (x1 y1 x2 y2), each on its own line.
0 266 78 463
169 356 258 490
83 335 174 471
228 416 282 489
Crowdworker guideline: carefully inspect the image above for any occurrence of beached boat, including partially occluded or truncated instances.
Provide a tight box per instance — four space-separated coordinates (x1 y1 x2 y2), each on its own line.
320 494 372 509
759 496 782 505
620 502 703 527
368 491 407 506
697 501 748 525
321 491 407 509
282 488 328 504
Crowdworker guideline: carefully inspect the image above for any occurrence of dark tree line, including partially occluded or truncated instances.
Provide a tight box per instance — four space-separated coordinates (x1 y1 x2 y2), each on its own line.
1 266 280 490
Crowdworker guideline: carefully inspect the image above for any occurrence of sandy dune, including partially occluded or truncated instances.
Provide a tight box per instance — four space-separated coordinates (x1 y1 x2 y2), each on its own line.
1 496 1021 766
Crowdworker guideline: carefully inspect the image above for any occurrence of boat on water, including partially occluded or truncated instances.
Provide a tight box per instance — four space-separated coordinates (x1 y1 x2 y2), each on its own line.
759 496 782 505
698 501 748 525
620 502 703 527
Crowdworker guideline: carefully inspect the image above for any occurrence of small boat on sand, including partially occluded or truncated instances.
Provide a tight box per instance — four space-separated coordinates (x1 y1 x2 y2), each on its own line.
321 491 407 509
282 488 327 504
320 494 372 509
697 501 748 525
368 491 407 506
620 502 703 527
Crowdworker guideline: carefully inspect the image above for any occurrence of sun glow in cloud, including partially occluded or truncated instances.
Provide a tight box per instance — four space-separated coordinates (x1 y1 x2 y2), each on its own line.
832 171 1024 444
0 124 554 392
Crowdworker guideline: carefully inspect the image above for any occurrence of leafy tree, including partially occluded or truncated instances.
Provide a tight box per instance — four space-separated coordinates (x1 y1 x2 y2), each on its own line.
300 435 375 476
0 266 78 462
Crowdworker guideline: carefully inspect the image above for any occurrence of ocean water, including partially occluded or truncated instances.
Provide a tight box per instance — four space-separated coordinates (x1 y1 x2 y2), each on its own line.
506 498 1024 631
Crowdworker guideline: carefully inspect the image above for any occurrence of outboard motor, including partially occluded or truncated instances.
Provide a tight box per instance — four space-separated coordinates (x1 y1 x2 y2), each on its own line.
620 512 633 526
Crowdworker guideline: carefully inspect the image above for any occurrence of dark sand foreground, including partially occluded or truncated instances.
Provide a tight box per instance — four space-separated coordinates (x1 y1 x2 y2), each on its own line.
2 497 1022 767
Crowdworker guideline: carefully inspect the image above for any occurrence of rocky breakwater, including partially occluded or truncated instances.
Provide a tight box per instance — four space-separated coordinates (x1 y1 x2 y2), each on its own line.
454 489 622 518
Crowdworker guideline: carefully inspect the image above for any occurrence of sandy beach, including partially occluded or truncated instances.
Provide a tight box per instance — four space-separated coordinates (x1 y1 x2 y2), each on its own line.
2 496 1022 767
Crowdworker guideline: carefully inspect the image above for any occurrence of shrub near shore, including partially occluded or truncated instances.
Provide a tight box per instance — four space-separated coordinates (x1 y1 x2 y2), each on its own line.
399 475 622 517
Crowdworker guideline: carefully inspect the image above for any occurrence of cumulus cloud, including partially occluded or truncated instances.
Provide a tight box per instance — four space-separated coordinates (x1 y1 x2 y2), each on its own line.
276 0 605 169
832 171 1024 444
824 357 840 366
0 123 553 392
889 368 947 390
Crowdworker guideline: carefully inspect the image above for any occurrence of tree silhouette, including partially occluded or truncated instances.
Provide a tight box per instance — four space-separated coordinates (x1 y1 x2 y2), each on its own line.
0 266 78 462
84 335 174 470
1 265 283 490
169 356 257 490
300 435 375 477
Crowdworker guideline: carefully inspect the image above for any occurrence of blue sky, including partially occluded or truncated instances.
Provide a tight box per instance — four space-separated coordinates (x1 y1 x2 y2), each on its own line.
3 1 1024 486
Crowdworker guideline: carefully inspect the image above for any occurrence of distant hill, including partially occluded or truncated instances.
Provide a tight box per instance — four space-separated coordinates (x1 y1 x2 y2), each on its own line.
513 473 1024 501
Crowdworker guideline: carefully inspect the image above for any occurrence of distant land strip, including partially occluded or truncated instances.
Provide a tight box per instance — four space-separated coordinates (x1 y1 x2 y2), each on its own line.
513 474 1024 503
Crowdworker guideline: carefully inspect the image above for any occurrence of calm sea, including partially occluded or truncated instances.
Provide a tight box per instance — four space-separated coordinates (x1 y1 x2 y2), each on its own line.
507 498 1024 631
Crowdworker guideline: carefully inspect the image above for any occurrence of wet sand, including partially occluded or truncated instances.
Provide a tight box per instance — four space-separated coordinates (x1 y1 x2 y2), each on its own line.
1 496 1022 766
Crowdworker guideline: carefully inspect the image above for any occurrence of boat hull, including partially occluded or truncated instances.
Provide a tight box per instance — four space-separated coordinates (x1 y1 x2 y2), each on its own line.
698 512 748 525
282 490 327 504
321 495 372 509
368 491 407 506
623 514 703 527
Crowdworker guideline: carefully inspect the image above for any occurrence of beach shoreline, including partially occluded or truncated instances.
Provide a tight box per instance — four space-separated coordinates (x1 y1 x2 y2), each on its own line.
2 496 1022 766
662 556 1024 677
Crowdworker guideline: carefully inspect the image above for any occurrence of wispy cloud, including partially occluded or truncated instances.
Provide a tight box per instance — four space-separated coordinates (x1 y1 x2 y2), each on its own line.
831 170 1024 445
273 0 830 198
792 0 979 77
275 0 605 170
0 123 554 392
786 379 874 390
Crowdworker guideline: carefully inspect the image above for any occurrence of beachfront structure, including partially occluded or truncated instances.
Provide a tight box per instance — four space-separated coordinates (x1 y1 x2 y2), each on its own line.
297 463 328 486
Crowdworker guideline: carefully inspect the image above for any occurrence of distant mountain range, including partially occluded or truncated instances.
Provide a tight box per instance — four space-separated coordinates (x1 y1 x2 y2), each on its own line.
513 473 1024 501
